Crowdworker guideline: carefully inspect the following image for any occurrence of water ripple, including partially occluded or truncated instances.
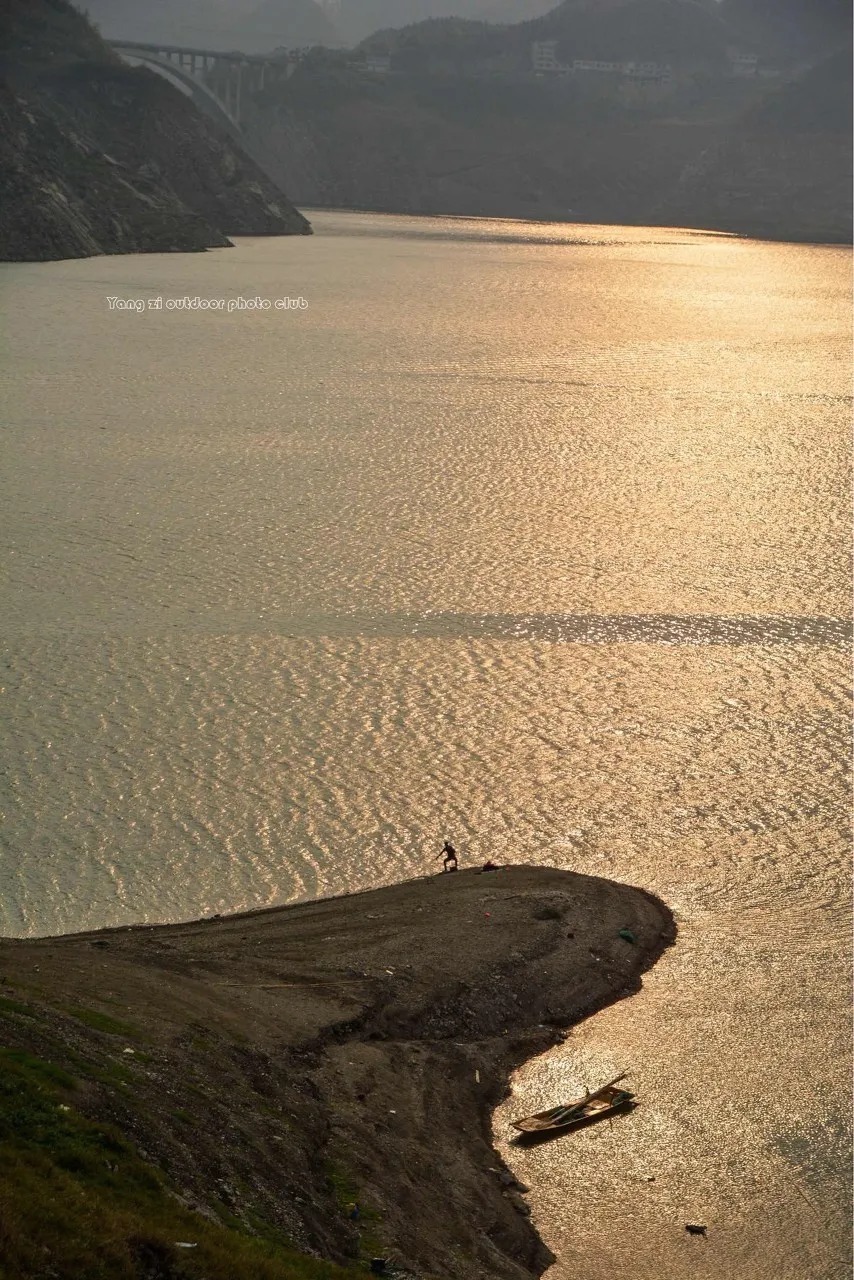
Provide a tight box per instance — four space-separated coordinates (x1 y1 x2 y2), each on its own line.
246 612 852 647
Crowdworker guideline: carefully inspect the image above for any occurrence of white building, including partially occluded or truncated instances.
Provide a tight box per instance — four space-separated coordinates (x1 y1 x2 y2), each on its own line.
572 59 621 74
365 53 391 74
622 60 672 80
531 48 677 84
531 40 563 74
727 48 759 76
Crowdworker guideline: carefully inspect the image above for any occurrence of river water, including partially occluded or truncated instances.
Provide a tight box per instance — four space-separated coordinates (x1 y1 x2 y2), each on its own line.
1 211 850 1278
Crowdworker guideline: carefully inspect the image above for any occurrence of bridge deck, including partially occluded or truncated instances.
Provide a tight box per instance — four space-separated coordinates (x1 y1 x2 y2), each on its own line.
108 40 288 66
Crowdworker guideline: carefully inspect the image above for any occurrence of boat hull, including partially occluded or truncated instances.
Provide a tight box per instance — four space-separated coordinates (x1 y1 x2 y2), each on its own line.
511 1086 636 1138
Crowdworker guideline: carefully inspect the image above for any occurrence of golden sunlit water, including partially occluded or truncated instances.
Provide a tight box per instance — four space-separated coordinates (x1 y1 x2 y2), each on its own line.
1 211 850 1278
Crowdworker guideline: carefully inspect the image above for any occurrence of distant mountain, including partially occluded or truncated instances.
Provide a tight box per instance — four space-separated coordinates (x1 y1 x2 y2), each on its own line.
246 0 850 243
331 0 556 46
341 0 852 63
2 0 310 261
480 0 560 20
529 0 734 63
78 0 233 47
659 46 852 240
360 0 736 66
82 0 850 59
239 0 340 51
720 0 852 60
78 0 339 52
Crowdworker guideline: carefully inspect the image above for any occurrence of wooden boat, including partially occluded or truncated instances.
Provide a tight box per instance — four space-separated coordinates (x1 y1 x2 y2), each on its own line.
511 1073 635 1137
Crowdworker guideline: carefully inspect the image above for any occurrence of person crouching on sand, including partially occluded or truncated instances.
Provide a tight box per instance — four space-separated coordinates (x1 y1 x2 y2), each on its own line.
439 841 458 872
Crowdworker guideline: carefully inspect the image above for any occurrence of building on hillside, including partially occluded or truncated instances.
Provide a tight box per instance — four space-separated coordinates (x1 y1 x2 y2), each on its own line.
365 53 391 74
571 59 621 74
726 48 759 76
620 75 675 104
531 40 564 74
532 41 682 83
622 60 672 81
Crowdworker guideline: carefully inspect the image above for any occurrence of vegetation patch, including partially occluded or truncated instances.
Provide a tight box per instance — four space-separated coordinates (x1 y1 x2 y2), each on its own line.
65 1006 140 1038
0 995 35 1018
0 1048 356 1279
326 1161 385 1261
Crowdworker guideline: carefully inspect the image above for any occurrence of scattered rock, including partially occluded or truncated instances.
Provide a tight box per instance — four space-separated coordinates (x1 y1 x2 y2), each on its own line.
506 1190 532 1216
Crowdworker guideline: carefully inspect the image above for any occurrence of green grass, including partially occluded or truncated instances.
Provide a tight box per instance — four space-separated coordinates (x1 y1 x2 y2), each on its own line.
326 1161 384 1261
65 1006 140 1038
90 1061 134 1089
0 996 35 1018
0 1048 358 1279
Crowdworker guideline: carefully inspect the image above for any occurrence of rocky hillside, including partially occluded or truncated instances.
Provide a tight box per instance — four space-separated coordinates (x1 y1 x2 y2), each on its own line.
361 0 735 65
720 0 852 61
658 46 853 241
245 1 851 242
527 0 733 64
333 0 555 46
250 67 724 222
0 0 310 262
0 868 674 1280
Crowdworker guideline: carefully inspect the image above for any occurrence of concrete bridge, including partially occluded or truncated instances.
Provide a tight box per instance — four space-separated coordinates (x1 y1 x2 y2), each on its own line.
109 41 300 133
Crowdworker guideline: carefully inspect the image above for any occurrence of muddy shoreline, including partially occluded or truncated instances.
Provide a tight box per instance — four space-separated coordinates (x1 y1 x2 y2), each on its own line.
0 867 675 1277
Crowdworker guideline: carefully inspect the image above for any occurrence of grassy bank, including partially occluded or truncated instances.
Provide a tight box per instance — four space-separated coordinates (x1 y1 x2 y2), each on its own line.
0 1038 356 1280
0 868 674 1279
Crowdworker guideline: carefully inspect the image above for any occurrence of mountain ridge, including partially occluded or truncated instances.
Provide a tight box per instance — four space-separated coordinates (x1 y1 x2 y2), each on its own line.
1 0 310 262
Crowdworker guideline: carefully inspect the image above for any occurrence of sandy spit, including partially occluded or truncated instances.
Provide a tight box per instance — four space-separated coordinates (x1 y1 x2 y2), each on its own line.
0 866 675 1278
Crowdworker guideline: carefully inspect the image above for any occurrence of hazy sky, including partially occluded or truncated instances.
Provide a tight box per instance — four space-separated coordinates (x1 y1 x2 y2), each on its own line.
78 0 851 57
79 0 558 50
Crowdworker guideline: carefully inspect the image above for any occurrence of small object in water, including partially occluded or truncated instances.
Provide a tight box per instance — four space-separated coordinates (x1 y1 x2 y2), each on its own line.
512 1073 634 1135
618 929 637 944
685 1224 707 1236
174 1242 198 1248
